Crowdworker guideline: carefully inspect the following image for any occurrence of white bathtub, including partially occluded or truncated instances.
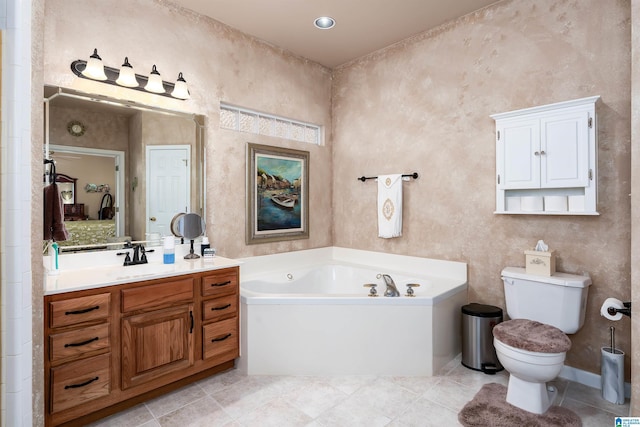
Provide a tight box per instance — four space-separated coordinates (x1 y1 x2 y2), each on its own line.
238 247 468 376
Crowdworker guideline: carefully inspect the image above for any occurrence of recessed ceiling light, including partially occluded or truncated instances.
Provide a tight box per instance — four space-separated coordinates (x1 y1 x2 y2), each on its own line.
314 16 335 30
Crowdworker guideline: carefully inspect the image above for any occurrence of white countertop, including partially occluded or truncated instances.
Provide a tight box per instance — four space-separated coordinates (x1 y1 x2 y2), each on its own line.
44 244 241 295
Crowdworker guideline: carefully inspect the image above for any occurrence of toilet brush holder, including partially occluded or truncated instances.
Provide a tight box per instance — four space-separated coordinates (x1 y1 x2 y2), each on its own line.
601 347 625 404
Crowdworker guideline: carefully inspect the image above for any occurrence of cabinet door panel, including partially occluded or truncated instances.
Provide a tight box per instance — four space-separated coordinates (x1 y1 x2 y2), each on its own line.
121 304 194 389
541 111 589 188
500 119 540 189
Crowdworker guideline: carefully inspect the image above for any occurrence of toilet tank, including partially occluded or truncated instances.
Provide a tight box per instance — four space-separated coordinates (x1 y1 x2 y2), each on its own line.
501 267 592 334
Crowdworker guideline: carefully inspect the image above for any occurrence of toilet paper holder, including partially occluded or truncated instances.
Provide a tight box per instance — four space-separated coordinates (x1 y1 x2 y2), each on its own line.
608 301 632 318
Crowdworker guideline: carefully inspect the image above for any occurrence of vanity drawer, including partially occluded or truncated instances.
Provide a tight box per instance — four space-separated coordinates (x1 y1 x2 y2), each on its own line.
202 294 237 322
50 353 111 413
203 318 238 361
49 293 111 328
201 269 238 298
49 323 110 364
121 277 194 313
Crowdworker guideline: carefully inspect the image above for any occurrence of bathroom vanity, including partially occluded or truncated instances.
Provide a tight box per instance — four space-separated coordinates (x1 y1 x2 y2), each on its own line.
43 254 240 427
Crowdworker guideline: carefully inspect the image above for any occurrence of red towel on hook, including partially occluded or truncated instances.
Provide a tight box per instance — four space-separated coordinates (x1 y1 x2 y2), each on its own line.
43 183 69 241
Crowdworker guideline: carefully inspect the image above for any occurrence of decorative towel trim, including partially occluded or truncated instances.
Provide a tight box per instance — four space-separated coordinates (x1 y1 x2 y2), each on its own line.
493 319 571 353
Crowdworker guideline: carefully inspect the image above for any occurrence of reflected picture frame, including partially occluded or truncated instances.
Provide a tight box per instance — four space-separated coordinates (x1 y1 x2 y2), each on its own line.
246 143 309 244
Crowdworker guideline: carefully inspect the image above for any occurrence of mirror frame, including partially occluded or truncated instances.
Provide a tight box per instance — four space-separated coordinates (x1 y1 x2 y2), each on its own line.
44 85 206 252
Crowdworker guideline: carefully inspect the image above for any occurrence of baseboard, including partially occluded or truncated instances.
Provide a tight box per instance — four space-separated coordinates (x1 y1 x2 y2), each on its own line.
560 364 631 398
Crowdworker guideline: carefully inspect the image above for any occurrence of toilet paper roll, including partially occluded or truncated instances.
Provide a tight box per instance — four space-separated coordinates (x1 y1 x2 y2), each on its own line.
601 298 624 321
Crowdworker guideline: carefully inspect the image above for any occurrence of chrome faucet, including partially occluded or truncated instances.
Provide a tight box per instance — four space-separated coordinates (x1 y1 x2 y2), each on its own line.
380 274 401 297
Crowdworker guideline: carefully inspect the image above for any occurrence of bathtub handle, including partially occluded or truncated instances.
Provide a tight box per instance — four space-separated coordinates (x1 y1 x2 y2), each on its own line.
211 333 232 343
363 283 378 297
211 304 231 311
406 283 420 297
210 280 232 287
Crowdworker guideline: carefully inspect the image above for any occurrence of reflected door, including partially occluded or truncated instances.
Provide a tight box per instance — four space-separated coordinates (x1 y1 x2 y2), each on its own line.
146 145 191 236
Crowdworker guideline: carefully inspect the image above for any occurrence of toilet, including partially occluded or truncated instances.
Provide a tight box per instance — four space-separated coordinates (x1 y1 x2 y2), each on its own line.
493 267 592 414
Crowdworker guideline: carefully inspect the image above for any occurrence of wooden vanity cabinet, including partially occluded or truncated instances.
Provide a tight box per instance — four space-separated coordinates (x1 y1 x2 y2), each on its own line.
44 267 239 427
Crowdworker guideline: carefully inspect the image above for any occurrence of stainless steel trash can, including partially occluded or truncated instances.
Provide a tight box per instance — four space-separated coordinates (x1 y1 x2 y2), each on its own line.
461 303 503 374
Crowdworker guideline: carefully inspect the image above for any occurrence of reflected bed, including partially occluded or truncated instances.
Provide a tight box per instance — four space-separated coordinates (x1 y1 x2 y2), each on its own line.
59 220 116 247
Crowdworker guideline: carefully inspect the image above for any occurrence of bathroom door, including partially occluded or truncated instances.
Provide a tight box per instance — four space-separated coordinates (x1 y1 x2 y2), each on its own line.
146 145 191 237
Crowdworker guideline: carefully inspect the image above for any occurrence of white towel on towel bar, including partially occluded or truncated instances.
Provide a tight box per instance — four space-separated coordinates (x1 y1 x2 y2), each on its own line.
378 174 403 238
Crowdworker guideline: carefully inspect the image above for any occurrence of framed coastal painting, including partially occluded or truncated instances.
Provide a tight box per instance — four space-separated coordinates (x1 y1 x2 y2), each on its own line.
246 143 309 244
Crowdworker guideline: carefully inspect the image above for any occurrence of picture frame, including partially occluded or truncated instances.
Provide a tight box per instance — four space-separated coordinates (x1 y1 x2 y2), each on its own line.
246 143 309 244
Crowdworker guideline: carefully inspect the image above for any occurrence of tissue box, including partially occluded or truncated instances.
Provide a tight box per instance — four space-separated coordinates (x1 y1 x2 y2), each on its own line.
524 250 556 276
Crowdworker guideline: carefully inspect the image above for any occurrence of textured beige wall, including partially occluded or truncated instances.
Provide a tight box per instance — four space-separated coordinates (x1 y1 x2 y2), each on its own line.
49 105 130 152
332 0 631 378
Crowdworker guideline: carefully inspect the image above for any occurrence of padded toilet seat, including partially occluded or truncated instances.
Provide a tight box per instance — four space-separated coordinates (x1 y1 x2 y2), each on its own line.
493 319 571 353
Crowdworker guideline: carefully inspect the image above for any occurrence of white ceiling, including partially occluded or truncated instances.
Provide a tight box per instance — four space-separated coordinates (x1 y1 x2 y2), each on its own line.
169 0 501 68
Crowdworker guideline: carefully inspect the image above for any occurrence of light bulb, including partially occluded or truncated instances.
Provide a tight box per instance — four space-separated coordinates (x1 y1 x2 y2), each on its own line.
81 48 108 81
144 65 165 94
115 57 139 88
171 72 190 99
314 16 335 29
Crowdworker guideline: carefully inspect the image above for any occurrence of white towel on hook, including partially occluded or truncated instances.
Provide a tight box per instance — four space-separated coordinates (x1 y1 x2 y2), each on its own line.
378 174 403 238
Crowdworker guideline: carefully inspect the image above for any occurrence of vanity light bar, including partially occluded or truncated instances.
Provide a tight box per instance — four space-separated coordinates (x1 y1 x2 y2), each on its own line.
71 58 190 100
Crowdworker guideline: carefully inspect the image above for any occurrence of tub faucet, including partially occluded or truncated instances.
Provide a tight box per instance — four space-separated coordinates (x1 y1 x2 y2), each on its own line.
381 274 401 297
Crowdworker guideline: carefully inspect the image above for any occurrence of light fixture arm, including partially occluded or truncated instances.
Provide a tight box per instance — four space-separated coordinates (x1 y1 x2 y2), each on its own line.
71 59 189 100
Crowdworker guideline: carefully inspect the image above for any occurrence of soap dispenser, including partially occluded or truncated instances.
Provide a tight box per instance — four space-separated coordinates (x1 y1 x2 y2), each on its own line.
163 236 175 264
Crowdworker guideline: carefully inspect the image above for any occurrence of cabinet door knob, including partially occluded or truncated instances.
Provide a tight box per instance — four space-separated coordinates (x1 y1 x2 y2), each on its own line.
534 151 540 156
540 150 546 155
149 217 157 222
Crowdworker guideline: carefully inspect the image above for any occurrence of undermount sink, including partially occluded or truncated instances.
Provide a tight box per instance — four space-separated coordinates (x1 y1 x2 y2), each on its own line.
114 263 176 279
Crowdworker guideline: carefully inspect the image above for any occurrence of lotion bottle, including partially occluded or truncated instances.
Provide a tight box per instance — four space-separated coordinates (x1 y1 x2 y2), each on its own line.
200 236 210 256
163 236 175 264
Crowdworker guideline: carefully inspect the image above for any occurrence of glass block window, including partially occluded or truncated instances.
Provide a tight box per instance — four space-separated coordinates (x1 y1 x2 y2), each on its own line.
220 103 322 145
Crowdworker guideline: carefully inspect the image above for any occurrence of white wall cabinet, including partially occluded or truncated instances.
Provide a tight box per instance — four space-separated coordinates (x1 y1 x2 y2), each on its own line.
492 96 599 215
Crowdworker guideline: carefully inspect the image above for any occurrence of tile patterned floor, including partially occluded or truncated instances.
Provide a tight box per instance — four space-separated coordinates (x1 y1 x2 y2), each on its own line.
87 356 629 427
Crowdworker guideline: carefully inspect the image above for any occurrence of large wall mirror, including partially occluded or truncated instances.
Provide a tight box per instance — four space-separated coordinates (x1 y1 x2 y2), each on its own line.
44 85 205 252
